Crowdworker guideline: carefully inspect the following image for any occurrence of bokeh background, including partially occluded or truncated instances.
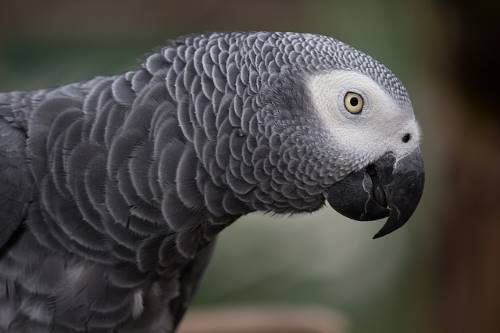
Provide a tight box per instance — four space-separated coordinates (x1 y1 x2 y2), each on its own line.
1 1 499 332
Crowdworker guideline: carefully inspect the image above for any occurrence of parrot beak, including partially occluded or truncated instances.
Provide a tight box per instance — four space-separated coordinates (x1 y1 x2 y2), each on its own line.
326 149 424 238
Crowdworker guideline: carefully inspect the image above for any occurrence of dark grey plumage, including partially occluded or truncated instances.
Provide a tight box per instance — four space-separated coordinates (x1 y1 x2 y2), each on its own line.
0 32 414 332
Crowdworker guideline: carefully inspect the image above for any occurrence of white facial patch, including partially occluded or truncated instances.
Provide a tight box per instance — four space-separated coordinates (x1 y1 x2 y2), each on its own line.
307 70 421 169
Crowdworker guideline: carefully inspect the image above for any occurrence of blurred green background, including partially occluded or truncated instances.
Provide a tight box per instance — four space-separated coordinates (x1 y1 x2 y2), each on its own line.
1 1 499 332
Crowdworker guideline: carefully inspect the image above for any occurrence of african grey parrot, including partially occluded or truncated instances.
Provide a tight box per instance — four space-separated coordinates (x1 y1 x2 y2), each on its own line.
0 32 424 332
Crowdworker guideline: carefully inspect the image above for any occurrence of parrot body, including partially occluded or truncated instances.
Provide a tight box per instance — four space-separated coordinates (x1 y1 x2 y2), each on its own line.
0 32 424 332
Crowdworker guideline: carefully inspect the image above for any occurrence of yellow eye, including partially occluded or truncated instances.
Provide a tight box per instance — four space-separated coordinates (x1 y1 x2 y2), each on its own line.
344 92 364 114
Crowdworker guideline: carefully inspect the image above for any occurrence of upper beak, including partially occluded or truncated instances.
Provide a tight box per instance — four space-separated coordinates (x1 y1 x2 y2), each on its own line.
326 149 425 238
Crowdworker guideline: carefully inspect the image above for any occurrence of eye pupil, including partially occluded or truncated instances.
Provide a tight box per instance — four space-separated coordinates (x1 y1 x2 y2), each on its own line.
350 97 359 107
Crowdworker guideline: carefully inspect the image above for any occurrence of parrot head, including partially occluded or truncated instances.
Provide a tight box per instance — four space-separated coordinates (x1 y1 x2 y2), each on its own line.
241 34 425 238
308 71 424 238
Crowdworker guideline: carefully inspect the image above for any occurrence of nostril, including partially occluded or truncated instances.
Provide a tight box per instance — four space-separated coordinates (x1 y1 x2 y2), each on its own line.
402 133 411 143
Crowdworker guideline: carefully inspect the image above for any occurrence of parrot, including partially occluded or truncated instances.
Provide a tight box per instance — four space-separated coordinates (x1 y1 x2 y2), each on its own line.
0 32 424 332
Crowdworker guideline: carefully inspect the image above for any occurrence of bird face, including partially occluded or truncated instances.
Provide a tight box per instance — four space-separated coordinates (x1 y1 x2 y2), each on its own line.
307 70 425 238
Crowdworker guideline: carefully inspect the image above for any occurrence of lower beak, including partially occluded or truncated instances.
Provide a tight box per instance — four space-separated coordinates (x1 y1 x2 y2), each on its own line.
327 149 425 238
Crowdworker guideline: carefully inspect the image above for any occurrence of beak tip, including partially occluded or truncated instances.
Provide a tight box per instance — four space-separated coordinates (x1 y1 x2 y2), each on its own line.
372 228 396 239
372 214 405 239
372 228 390 239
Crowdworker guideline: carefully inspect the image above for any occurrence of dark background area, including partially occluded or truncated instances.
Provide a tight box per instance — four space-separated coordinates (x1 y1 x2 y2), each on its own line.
1 1 499 332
